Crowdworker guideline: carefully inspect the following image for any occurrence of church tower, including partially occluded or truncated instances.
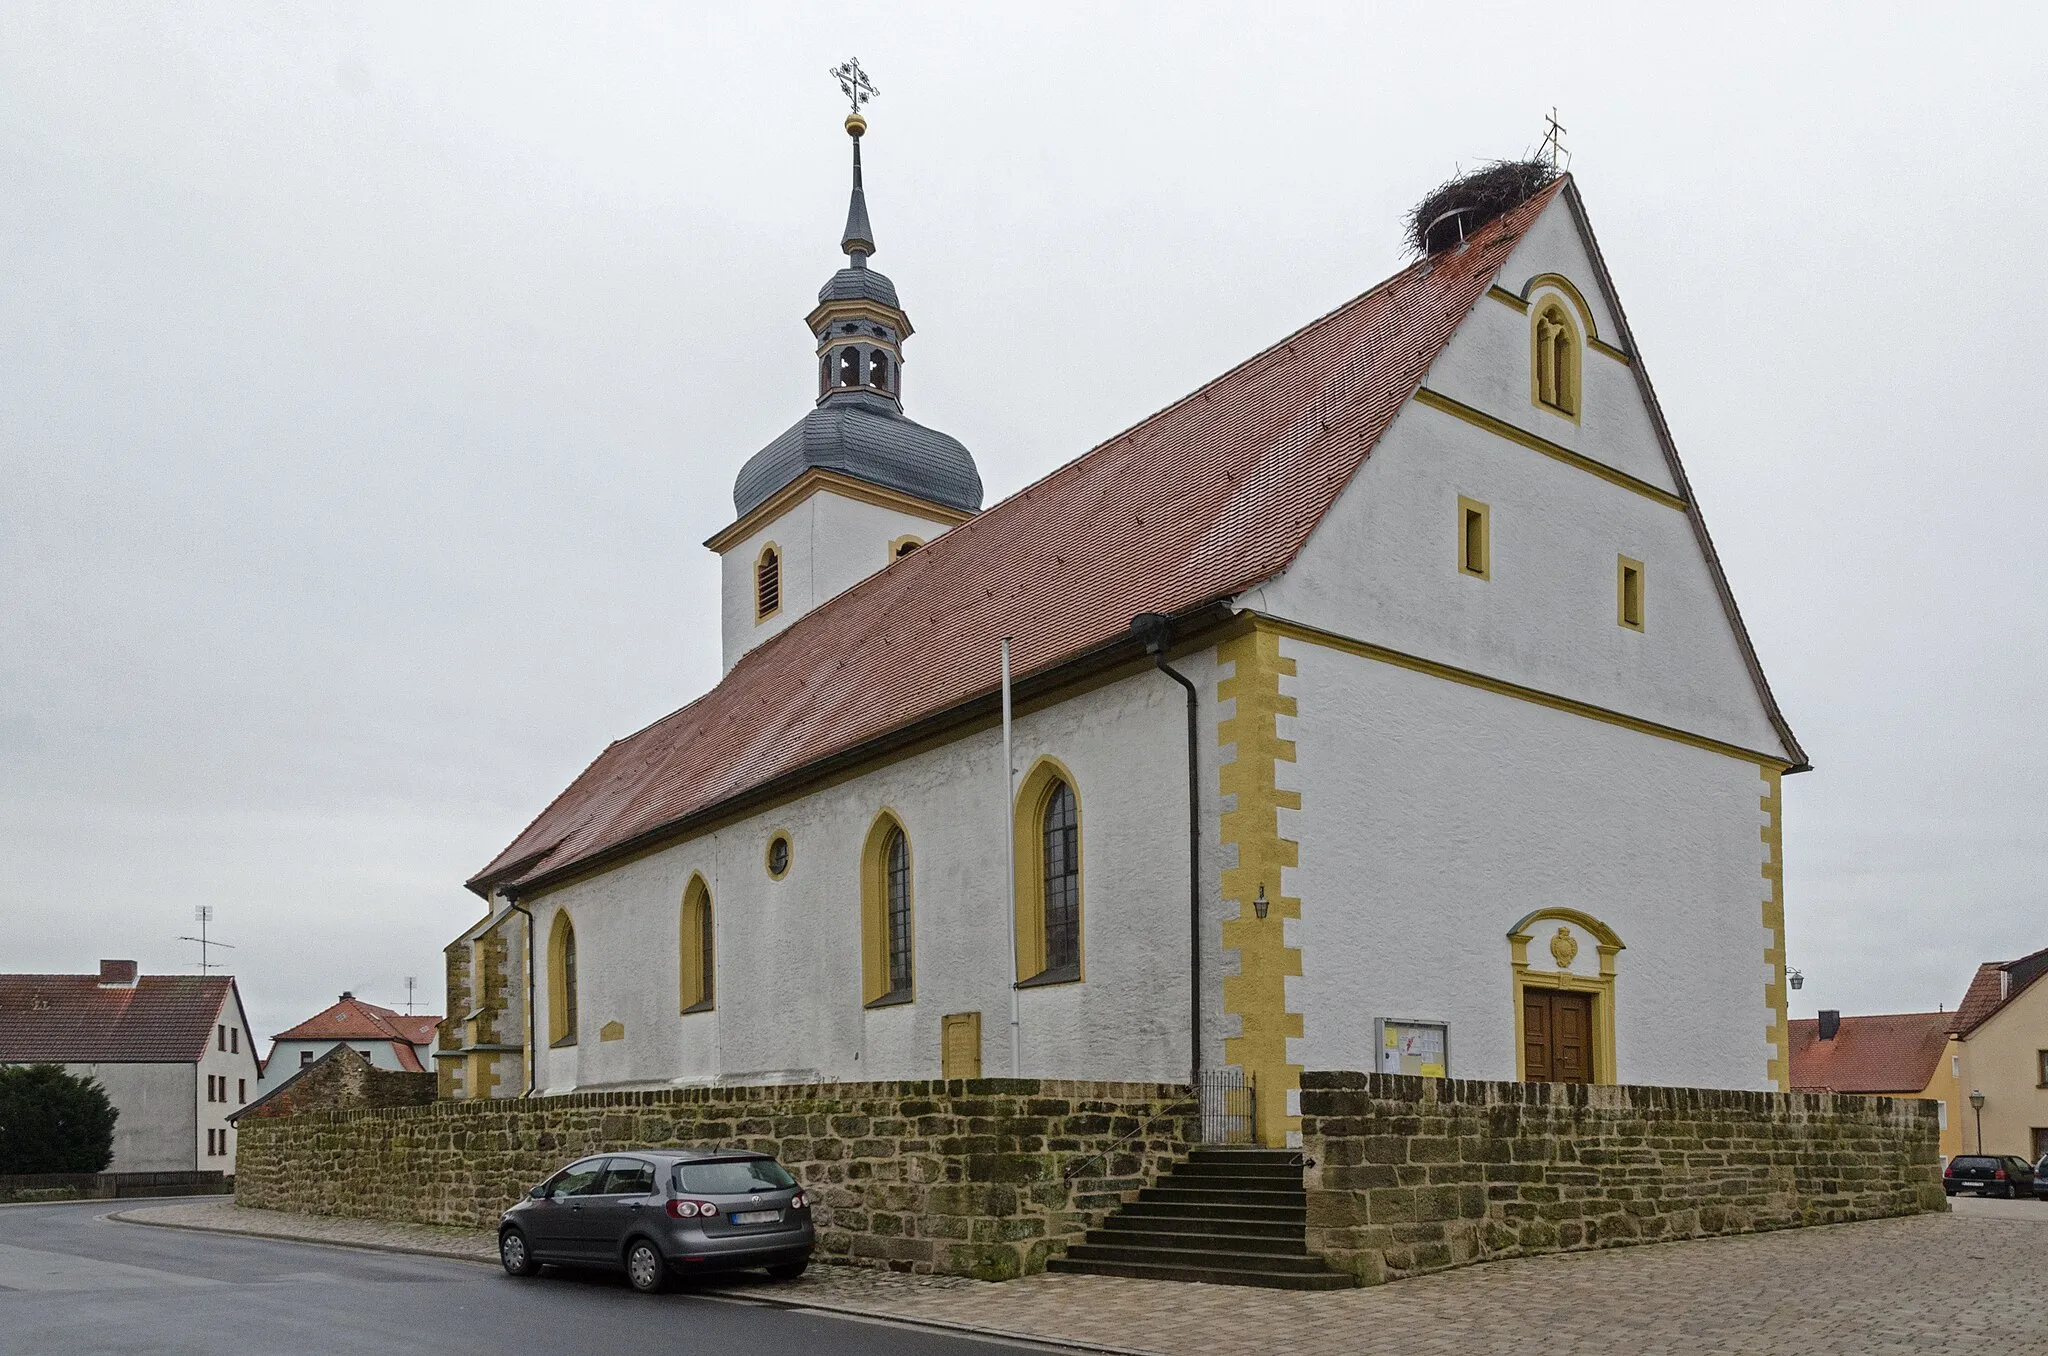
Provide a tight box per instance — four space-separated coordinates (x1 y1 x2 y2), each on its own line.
707 98 982 673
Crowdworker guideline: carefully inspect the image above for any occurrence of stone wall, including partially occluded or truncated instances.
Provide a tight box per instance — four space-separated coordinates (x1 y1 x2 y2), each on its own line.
237 1045 435 1121
1302 1072 1944 1286
235 1078 1190 1279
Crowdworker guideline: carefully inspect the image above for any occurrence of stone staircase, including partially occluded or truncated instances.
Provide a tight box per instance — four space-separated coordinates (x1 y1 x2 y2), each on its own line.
1047 1147 1355 1289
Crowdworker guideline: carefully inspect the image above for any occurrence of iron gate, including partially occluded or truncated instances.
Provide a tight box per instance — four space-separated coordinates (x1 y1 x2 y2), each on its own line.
1197 1067 1256 1144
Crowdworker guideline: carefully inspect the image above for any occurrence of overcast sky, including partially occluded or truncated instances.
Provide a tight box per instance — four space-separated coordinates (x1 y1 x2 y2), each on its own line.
3 3 2043 1043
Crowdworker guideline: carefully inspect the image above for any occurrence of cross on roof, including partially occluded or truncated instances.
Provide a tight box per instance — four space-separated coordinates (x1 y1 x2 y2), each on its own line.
1540 107 1570 172
829 57 879 115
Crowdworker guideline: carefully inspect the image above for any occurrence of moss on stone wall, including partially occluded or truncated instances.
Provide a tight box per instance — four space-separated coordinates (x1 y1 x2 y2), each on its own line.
1301 1072 1945 1286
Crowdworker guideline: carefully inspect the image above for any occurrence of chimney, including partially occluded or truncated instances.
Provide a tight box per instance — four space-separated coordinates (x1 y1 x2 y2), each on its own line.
97 959 139 988
1817 1009 1841 1041
339 991 354 1002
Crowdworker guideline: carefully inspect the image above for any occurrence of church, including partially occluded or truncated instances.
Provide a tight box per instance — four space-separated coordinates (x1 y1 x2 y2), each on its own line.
438 105 1807 1148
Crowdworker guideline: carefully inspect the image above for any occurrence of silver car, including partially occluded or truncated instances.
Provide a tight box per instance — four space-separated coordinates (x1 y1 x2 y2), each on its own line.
498 1149 815 1293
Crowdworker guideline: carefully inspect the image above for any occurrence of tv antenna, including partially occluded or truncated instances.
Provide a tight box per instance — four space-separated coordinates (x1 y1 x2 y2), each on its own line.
404 976 418 1016
1539 107 1570 172
177 905 236 973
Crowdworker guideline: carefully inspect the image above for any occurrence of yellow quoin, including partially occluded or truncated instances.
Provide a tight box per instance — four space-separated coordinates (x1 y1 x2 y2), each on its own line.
1761 768 1790 1091
1218 624 1304 1146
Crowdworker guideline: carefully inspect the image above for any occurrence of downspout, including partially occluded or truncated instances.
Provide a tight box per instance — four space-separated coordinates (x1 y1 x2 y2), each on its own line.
499 888 538 1097
1132 614 1202 1092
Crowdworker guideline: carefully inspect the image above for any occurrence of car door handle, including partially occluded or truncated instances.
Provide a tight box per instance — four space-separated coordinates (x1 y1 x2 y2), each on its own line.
626 1202 643 1211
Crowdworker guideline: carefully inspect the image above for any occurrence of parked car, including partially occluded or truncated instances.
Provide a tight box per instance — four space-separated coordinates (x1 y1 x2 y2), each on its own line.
498 1149 814 1293
1941 1154 2038 1199
2036 1155 2048 1201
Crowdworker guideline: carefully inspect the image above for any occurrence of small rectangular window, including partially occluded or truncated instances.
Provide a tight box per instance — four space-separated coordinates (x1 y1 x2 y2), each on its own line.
1617 556 1645 631
217 1025 226 1052
237 1078 246 1103
300 1049 314 1067
2037 1049 2047 1086
1457 497 1490 579
230 1028 238 1054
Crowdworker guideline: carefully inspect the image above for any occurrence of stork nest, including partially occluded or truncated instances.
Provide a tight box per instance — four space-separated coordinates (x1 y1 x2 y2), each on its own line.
1406 160 1559 256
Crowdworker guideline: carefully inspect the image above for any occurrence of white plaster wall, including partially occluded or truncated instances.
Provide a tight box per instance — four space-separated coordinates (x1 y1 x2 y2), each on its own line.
255 1038 417 1096
1250 380 1789 759
530 663 1212 1093
42 1061 195 1173
195 992 261 1171
1283 637 1778 1091
718 489 963 672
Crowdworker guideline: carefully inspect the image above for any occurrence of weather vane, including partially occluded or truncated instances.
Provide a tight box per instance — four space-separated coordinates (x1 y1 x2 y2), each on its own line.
829 57 879 116
1540 107 1570 172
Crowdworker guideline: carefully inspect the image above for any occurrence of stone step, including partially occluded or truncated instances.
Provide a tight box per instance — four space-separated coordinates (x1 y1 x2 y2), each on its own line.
1061 1241 1336 1274
1186 1148 1303 1163
1138 1184 1307 1208
1088 1224 1309 1255
1098 1212 1307 1243
1046 1256 1355 1290
1166 1161 1304 1183
1115 1198 1307 1224
1173 1155 1304 1177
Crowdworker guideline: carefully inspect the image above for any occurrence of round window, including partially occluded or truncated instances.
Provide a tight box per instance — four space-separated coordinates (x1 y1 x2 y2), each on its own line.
766 833 792 879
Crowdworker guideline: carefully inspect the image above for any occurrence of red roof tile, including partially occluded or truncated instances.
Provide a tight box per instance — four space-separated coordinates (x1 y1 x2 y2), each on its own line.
273 995 441 1046
470 183 1567 896
0 974 234 1063
1787 1011 1950 1094
1948 944 2048 1038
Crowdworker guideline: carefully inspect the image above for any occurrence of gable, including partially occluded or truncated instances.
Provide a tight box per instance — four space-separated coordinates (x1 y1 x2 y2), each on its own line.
1254 185 1803 765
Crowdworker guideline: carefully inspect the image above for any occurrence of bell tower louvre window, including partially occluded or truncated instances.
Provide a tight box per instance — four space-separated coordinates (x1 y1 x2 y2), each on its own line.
756 545 782 621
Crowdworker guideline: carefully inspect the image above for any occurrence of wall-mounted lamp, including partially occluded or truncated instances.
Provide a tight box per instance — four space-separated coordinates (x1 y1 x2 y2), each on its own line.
1253 885 1269 921
1787 968 1804 991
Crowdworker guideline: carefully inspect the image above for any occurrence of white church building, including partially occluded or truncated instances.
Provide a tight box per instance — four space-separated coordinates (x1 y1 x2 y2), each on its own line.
438 117 1806 1147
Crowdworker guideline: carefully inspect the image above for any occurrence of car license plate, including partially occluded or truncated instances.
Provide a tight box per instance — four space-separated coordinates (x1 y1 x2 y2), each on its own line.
732 1209 781 1225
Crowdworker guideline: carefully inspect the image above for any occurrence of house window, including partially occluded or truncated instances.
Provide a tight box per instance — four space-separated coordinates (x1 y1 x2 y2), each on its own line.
237 1078 246 1103
1457 497 1490 579
230 1028 238 1054
548 913 579 1047
1043 782 1080 972
300 1050 314 1067
217 1025 226 1052
2038 1049 2048 1087
1617 556 1645 631
861 815 914 1006
681 877 715 1013
765 832 792 880
1533 299 1580 417
755 545 782 621
1012 760 1084 986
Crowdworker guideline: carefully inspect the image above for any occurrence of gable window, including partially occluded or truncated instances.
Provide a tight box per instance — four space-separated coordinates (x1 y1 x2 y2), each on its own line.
548 912 578 1047
755 545 782 621
300 1049 313 1067
1457 497 1490 579
1532 300 1581 417
861 815 915 1006
681 877 714 1013
1617 556 1645 631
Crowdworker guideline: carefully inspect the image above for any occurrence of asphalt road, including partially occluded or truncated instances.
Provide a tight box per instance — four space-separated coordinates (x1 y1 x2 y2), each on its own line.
0 1199 1055 1356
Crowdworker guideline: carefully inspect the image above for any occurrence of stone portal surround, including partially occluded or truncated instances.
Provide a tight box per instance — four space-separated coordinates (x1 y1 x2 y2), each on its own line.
234 1078 1191 1280
1302 1072 1943 1285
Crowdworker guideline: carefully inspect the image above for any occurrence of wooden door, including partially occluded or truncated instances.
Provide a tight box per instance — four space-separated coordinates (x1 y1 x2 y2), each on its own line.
1523 988 1594 1084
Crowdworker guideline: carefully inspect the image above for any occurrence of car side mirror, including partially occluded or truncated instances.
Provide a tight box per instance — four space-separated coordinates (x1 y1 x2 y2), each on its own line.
530 1185 549 1199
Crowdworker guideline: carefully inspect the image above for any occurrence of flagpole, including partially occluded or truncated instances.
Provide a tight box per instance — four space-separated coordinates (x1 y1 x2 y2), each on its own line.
1001 636 1020 1077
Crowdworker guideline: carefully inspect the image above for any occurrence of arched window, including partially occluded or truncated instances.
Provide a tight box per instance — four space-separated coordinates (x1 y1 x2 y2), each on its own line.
1011 759 1083 985
1532 300 1580 417
680 877 714 1013
547 912 578 1047
889 535 923 561
869 351 891 392
861 814 913 1005
1042 783 1080 972
838 347 861 387
755 545 781 621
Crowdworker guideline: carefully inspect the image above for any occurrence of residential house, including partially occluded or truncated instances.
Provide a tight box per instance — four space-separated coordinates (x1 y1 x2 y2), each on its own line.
1934 946 2048 1161
254 991 439 1098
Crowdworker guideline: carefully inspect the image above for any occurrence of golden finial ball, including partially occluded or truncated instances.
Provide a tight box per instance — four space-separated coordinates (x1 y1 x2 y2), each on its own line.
844 112 867 137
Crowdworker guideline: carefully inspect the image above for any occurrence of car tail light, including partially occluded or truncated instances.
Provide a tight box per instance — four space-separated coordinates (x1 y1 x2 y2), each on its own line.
666 1199 718 1219
1994 1168 2007 1180
790 1192 806 1210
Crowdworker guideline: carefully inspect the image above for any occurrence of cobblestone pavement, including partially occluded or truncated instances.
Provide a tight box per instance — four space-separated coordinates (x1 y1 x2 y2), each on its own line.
119 1199 2048 1355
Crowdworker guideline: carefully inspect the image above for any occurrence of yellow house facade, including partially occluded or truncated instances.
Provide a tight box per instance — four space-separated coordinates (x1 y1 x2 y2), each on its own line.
1932 947 2048 1162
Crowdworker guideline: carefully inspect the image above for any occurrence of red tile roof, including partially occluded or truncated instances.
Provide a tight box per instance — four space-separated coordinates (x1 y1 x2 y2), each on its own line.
470 182 1568 896
0 974 234 1063
273 995 440 1048
1948 944 2048 1038
1787 1011 1950 1094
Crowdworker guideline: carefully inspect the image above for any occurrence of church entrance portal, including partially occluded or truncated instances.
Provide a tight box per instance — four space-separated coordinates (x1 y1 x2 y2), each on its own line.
1522 988 1593 1084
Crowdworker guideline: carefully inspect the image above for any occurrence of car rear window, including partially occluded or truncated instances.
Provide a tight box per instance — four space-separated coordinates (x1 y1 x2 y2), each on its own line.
1950 1157 1997 1170
674 1158 797 1195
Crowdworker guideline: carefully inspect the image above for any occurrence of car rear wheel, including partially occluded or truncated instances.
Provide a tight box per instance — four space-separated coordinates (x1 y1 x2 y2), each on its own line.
499 1228 541 1278
625 1239 669 1294
766 1259 809 1281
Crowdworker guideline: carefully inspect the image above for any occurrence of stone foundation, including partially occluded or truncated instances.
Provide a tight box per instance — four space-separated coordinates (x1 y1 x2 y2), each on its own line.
234 1078 1191 1279
1302 1072 1944 1286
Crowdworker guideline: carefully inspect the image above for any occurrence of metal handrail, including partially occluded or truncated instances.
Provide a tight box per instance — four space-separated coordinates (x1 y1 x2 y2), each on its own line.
1062 1097 1198 1182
